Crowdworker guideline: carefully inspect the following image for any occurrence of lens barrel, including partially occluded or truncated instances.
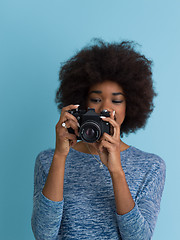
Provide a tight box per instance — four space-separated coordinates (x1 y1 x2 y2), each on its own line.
79 121 101 143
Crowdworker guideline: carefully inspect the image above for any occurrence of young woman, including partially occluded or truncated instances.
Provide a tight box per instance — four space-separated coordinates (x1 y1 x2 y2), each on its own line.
31 39 166 239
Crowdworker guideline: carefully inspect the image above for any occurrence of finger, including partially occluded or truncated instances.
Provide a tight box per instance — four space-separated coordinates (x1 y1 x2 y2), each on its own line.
57 111 79 128
100 132 116 144
62 111 80 124
109 111 115 135
100 117 120 139
58 119 79 137
58 104 79 123
64 132 78 146
56 119 79 138
99 139 112 152
62 104 80 113
110 110 115 120
64 131 77 140
66 119 79 137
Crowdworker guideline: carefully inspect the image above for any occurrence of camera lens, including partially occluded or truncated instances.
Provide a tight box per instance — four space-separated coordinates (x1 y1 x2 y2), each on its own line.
79 121 101 143
85 128 95 138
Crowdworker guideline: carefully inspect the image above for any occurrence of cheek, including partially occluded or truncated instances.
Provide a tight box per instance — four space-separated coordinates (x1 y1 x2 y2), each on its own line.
116 108 126 124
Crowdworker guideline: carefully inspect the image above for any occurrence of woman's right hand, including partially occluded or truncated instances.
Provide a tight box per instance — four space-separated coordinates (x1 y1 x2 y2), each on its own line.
54 104 80 157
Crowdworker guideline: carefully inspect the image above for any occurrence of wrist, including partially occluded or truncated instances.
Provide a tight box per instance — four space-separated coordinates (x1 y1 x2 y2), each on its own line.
53 152 67 168
54 148 68 158
110 168 125 180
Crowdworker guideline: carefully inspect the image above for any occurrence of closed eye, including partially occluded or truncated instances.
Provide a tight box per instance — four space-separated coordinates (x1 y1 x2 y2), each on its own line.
90 99 123 104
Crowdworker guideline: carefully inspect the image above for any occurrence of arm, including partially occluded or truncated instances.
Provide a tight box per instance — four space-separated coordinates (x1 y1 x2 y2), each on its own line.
114 159 166 240
31 104 79 239
110 170 135 215
42 152 66 201
31 151 65 240
96 115 166 239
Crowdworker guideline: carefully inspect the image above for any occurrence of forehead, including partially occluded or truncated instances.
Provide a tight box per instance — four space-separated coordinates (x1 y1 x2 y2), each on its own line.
88 80 124 94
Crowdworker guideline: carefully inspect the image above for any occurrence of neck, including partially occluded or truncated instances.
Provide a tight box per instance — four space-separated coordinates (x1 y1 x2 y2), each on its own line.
85 142 99 155
72 140 130 155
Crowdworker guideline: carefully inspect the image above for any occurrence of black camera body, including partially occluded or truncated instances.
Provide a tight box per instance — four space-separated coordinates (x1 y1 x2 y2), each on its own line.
67 108 110 143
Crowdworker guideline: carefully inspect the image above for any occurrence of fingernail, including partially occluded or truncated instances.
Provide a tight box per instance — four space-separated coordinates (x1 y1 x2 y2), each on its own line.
100 116 106 119
113 111 115 116
77 122 80 127
74 104 80 107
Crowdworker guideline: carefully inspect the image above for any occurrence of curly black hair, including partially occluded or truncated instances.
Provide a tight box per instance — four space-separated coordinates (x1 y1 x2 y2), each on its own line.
55 38 157 137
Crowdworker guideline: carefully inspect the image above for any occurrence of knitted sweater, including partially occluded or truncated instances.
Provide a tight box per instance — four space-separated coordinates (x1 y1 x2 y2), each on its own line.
31 145 166 240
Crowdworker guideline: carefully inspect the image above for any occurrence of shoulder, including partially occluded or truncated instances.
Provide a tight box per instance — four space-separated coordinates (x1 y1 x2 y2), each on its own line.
126 146 166 175
35 148 55 175
126 146 166 196
130 145 165 163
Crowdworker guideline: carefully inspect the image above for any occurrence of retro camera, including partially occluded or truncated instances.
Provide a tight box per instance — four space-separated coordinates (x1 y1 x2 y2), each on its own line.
67 107 110 143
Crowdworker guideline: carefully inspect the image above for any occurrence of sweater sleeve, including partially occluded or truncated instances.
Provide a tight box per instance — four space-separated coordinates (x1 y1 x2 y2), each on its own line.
116 157 166 240
31 151 64 240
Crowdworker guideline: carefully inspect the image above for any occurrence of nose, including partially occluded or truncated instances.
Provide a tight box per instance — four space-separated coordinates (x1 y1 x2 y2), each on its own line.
94 100 114 116
100 108 114 116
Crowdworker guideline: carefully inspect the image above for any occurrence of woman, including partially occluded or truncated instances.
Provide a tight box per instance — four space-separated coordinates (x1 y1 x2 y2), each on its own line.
31 39 166 240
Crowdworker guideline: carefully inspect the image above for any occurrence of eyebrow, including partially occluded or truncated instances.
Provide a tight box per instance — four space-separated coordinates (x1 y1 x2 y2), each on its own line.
89 90 125 96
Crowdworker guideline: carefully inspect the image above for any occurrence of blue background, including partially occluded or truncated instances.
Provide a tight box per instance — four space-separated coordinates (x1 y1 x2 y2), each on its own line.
1 0 179 239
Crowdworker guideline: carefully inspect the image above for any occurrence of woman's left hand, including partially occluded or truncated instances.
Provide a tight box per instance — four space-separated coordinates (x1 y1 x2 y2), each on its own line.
90 112 123 174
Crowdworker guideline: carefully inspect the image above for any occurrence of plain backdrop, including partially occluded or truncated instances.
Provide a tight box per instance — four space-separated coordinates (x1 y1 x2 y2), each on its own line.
0 0 180 239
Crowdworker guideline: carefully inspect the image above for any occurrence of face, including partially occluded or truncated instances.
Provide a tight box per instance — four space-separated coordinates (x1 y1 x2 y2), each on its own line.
86 80 126 127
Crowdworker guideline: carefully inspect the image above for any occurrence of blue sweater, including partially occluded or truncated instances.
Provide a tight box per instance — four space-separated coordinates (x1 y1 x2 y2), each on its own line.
31 146 166 240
